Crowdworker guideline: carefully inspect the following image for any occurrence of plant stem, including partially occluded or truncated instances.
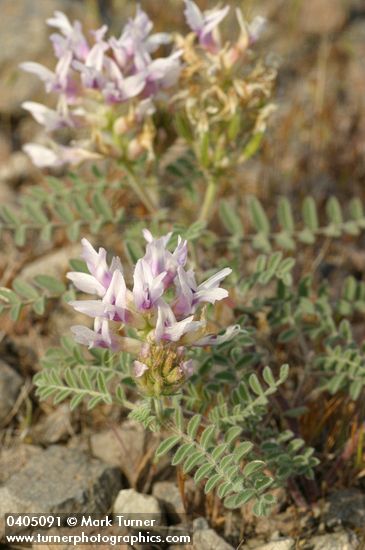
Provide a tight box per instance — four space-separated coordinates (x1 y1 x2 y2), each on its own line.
153 397 164 424
198 173 218 223
123 166 158 215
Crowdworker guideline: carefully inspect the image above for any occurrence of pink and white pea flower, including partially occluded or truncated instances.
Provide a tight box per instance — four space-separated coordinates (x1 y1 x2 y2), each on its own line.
193 324 241 347
23 141 102 168
22 100 73 132
21 50 74 96
133 258 167 311
71 317 117 350
47 11 90 61
174 265 232 317
184 0 229 52
155 300 203 342
67 238 123 296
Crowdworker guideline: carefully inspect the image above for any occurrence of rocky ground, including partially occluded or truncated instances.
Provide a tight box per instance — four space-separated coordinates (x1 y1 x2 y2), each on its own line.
1 431 365 549
1 0 365 549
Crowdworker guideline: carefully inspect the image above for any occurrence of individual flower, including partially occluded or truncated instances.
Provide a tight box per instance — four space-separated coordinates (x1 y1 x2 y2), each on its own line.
67 231 239 396
22 100 72 132
21 51 74 96
142 229 187 284
247 15 267 44
47 11 90 61
23 143 101 168
174 265 231 316
184 0 229 52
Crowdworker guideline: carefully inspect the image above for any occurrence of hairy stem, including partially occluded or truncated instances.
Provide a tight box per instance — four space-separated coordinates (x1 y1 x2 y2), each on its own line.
198 173 218 223
123 165 158 215
153 397 164 424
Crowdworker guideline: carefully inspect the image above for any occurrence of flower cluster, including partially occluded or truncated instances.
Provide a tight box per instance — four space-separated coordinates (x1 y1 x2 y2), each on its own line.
67 231 239 396
175 1 276 171
21 2 274 173
21 7 182 167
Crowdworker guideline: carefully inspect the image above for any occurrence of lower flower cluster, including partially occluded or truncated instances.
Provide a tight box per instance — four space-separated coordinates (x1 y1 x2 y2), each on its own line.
67 230 239 396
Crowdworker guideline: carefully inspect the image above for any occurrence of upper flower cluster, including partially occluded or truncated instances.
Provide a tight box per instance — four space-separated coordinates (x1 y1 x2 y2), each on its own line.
22 8 181 104
21 7 182 167
67 231 239 395
21 2 270 170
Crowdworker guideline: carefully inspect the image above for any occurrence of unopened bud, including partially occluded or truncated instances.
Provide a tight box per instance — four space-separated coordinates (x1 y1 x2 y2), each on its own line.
113 116 130 135
127 139 144 160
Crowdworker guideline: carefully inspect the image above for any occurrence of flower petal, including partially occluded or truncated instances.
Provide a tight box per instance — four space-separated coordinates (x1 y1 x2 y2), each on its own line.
194 324 241 346
134 360 149 377
68 299 107 318
67 272 106 296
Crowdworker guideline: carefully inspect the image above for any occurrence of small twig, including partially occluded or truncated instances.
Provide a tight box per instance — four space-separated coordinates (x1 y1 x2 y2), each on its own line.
0 378 33 428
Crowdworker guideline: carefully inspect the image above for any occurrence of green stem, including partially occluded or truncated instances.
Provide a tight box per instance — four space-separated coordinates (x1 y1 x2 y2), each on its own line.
153 397 164 425
198 174 218 223
123 166 158 215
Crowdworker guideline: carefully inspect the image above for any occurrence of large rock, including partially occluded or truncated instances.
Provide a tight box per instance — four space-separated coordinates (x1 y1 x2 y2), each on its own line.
0 361 23 425
193 528 234 550
0 445 122 538
192 517 209 531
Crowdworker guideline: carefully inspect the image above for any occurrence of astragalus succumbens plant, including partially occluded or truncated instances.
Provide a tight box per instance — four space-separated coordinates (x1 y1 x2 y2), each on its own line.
32 227 319 515
8 0 365 518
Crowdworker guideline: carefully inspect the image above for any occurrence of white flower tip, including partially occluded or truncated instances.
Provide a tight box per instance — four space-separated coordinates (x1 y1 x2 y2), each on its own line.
134 360 149 377
143 229 153 242
23 143 60 168
81 237 92 248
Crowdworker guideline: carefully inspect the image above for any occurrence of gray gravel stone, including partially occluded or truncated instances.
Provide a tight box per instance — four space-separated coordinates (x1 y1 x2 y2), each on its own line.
0 445 122 538
193 528 234 550
253 539 295 550
0 361 23 425
192 517 209 531
152 481 185 522
241 538 266 549
327 489 365 528
32 404 73 444
308 531 359 550
113 489 164 524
